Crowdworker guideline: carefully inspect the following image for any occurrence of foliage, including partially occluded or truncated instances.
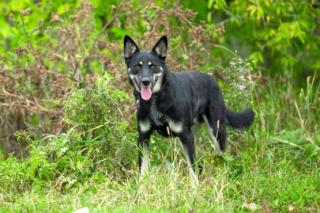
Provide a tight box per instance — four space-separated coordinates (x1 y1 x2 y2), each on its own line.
0 0 79 57
206 0 320 82
0 0 319 212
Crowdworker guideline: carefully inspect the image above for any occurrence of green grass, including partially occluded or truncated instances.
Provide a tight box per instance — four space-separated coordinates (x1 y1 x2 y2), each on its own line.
1 143 319 212
0 1 319 211
0 76 319 212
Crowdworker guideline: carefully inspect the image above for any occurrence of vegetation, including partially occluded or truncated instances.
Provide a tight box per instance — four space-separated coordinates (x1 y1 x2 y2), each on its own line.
0 0 319 212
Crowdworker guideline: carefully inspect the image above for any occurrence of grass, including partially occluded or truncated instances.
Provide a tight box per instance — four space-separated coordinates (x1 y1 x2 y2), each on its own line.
0 75 319 212
0 2 319 211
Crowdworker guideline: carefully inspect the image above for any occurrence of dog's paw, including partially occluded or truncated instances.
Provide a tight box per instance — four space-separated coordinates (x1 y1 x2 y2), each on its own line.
190 175 200 188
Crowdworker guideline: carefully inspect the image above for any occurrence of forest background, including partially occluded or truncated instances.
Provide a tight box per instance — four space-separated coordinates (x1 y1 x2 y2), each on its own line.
0 0 319 212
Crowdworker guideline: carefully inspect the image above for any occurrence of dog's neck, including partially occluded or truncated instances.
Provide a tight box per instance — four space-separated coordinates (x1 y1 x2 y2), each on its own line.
138 68 174 125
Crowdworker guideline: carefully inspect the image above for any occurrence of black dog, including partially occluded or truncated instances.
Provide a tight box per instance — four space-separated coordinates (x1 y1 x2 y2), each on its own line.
123 35 254 185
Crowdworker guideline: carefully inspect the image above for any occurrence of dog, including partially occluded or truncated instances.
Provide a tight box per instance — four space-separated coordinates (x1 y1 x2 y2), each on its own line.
123 35 255 186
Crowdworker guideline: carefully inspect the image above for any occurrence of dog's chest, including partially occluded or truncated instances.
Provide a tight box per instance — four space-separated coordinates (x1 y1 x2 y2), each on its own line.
149 99 166 126
137 98 183 134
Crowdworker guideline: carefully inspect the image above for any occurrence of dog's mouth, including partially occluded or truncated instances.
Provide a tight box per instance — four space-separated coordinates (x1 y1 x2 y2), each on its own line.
140 84 152 101
130 73 162 101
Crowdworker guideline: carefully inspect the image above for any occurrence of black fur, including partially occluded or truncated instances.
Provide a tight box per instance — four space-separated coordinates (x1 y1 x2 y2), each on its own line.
226 108 255 129
123 35 255 174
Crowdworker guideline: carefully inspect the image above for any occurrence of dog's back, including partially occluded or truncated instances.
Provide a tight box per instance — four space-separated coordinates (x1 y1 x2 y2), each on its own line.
165 71 225 123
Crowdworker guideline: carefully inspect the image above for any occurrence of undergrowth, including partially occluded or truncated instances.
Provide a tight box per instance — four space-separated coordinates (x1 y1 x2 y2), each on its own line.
0 1 319 212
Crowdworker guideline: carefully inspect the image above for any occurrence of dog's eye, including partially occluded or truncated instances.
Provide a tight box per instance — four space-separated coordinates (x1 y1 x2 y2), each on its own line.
135 64 142 69
149 64 156 70
132 64 142 74
130 64 141 74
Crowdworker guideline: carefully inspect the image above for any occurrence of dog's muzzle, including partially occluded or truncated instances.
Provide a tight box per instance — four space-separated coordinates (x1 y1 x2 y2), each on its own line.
140 77 152 101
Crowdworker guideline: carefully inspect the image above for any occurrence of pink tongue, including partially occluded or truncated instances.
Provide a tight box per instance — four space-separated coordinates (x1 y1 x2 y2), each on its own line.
140 86 152 101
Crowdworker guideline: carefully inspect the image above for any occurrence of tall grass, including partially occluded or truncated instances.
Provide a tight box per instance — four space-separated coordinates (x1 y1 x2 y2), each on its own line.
1 70 319 212
0 1 319 212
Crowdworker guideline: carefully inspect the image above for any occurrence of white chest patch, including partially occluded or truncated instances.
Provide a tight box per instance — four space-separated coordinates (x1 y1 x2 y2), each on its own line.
168 119 183 133
139 120 151 133
148 100 183 133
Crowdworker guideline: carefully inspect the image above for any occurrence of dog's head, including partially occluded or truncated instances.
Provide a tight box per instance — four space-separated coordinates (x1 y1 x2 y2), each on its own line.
123 35 167 101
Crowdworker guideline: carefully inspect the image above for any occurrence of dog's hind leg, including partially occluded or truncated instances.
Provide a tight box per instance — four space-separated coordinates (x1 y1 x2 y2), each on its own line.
203 106 227 154
202 115 223 155
178 130 199 187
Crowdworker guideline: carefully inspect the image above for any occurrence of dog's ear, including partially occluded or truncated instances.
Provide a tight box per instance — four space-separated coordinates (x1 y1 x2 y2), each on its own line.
124 35 139 59
152 36 167 60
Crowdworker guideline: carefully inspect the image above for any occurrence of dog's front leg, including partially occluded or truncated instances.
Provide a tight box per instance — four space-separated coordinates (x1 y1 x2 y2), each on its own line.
178 130 199 187
138 135 150 175
138 120 153 175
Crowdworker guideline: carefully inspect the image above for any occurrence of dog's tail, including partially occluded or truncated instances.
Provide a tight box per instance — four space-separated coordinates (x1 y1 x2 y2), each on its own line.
226 108 255 129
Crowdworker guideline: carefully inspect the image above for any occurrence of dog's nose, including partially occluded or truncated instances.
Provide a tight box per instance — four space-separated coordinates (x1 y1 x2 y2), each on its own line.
141 78 151 86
